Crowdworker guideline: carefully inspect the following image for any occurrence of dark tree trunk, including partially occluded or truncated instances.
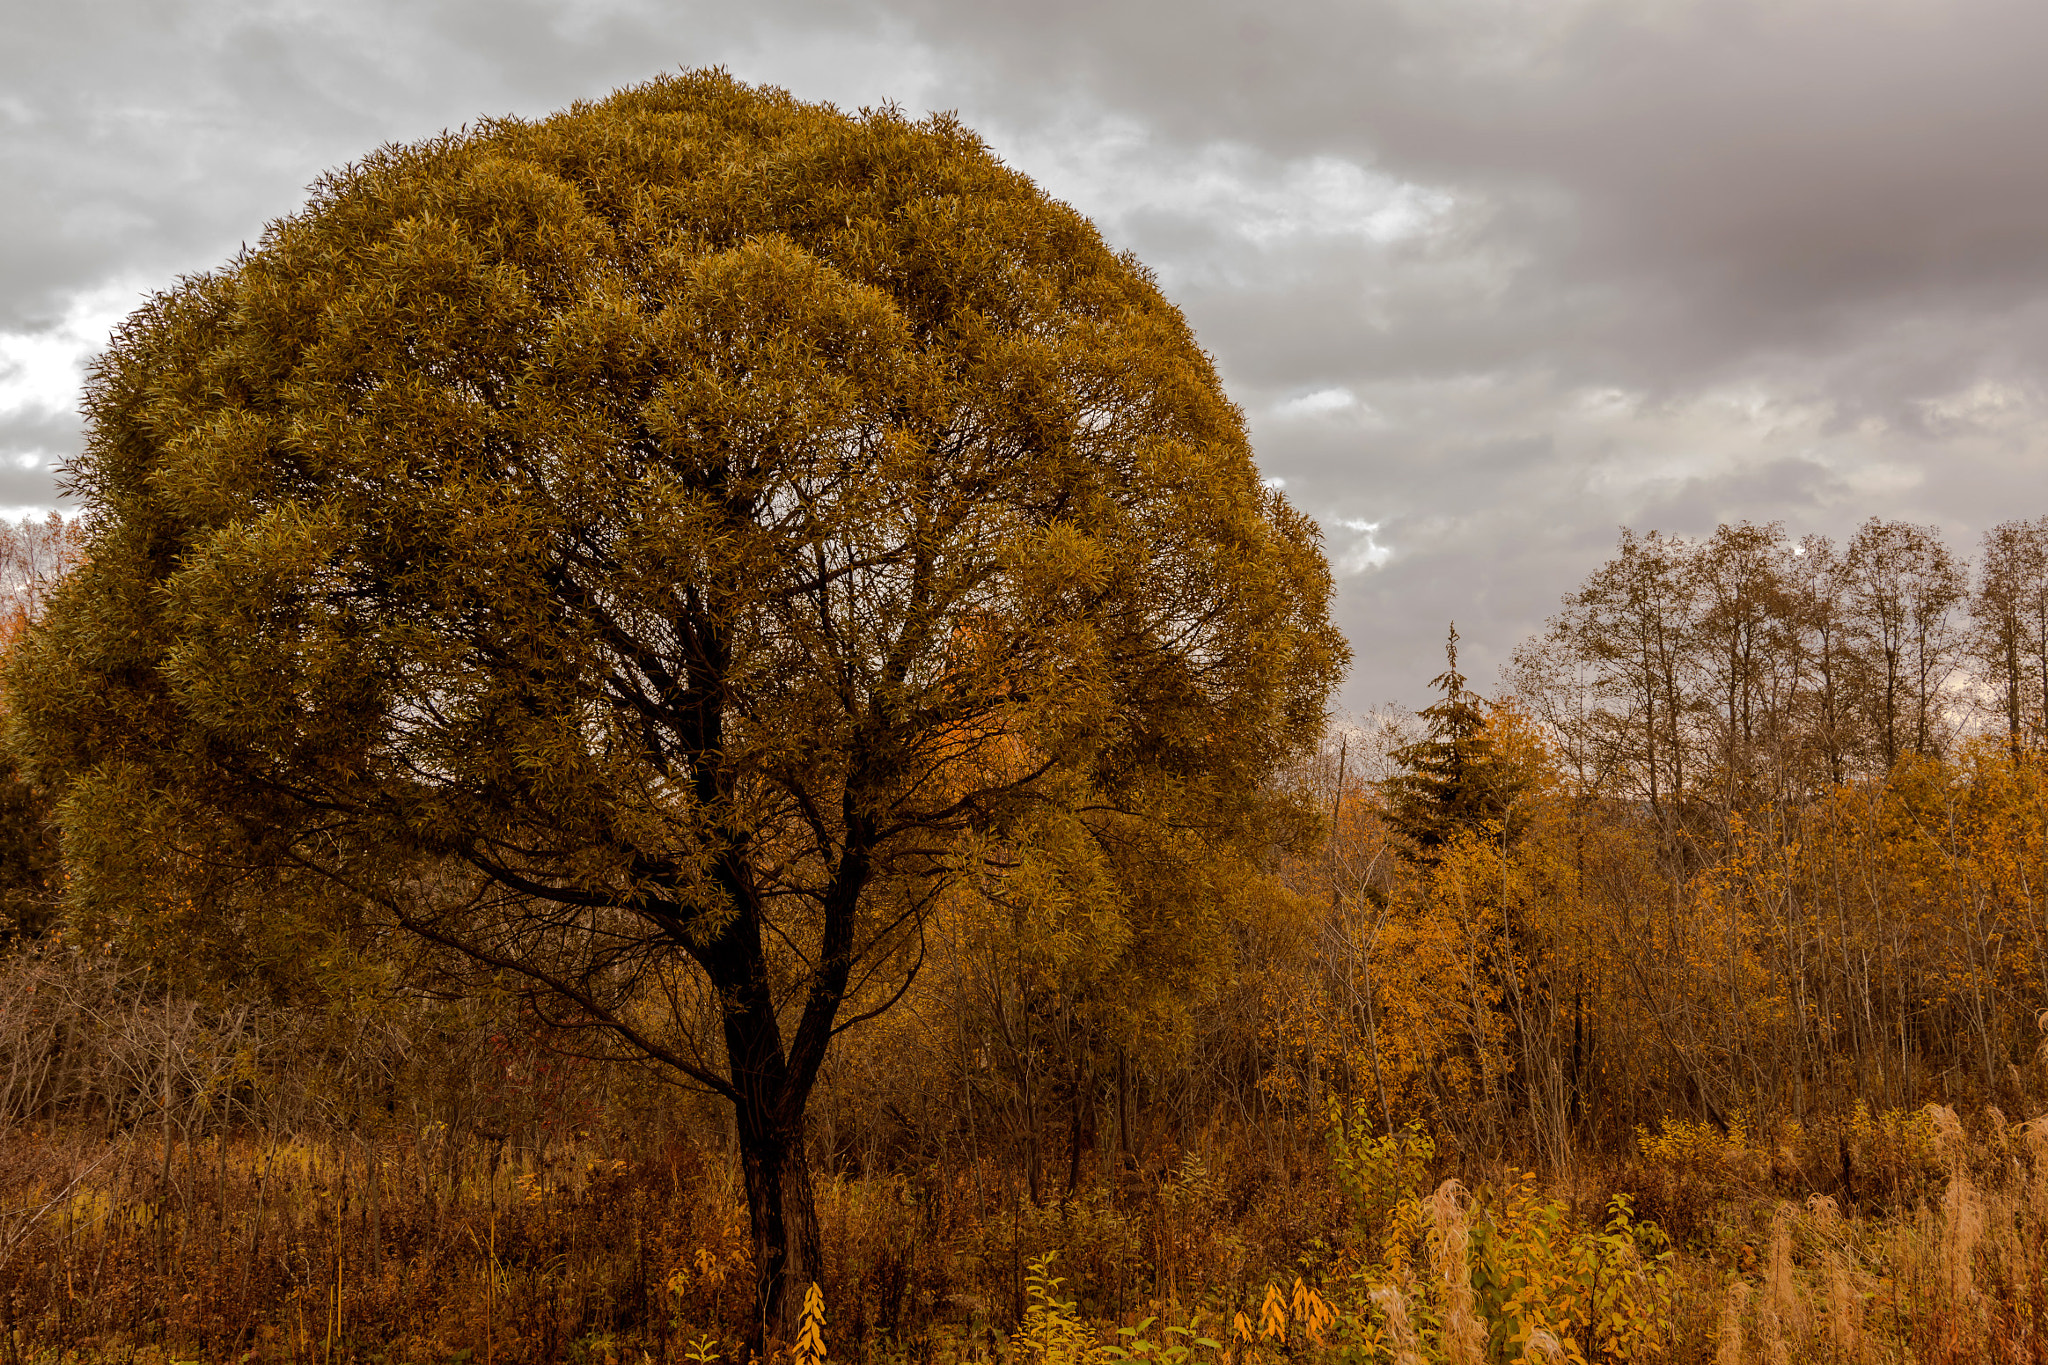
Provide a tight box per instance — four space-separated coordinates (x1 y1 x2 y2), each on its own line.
1116 1049 1136 1179
698 872 819 1352
737 1112 822 1349
694 808 873 1353
710 923 826 1354
1064 1068 1090 1200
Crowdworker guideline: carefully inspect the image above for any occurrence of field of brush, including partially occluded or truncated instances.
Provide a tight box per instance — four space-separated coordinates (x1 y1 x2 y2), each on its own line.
0 955 2040 1365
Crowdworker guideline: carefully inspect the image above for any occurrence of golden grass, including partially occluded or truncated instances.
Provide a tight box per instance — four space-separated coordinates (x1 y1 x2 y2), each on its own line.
4 1090 2048 1362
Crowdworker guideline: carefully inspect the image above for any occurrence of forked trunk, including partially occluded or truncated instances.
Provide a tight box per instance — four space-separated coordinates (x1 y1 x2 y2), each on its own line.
738 1115 822 1350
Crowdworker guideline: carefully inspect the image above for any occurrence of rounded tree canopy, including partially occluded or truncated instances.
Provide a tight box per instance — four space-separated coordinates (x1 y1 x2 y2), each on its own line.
7 68 1345 1339
9 67 1343 1022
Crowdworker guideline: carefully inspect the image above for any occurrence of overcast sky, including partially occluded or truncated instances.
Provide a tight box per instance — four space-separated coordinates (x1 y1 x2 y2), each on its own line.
7 0 2048 709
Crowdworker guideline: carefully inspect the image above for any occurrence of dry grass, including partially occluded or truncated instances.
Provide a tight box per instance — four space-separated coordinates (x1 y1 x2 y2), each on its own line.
8 950 2048 1364
1 1115 2044 1364
12 1096 2048 1363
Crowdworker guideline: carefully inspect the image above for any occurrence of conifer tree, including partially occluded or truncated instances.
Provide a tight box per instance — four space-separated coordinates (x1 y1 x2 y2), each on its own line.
1383 624 1528 862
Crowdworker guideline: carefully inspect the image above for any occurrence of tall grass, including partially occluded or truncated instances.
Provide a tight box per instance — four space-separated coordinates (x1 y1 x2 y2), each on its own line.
8 944 2048 1363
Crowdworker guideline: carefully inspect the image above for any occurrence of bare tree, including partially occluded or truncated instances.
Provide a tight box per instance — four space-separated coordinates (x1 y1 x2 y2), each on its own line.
1689 522 1804 813
0 513 83 639
1845 519 1967 767
1973 517 2048 748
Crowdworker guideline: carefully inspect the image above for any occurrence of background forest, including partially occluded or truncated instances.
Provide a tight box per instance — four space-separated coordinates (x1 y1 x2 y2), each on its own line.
4 507 2048 1364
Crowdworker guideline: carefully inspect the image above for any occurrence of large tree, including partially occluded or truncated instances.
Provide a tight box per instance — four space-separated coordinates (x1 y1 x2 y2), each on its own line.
4 73 1344 1339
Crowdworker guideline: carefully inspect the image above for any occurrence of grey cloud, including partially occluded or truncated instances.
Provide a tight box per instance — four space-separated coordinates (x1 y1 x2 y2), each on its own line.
0 0 827 326
0 411 82 468
884 0 2048 383
10 0 2048 708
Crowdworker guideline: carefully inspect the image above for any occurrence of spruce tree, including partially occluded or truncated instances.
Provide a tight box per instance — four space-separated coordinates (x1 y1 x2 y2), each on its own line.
1383 624 1528 861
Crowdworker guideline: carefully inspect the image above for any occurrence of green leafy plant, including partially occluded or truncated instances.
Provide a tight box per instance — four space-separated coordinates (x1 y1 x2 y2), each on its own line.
1470 1181 1674 1364
1329 1102 1436 1242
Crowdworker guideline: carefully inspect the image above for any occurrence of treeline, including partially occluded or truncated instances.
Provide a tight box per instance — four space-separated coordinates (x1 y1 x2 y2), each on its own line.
0 513 79 940
1227 514 2048 1172
8 512 2048 1169
847 515 2048 1177
1513 515 2048 805
4 512 2044 1161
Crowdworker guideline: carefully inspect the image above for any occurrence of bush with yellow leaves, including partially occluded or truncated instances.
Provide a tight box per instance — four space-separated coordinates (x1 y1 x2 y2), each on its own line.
1013 1253 1109 1365
1469 1182 1674 1364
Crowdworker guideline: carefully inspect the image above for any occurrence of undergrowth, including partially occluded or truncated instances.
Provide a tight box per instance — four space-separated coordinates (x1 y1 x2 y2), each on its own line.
2 1099 2044 1363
